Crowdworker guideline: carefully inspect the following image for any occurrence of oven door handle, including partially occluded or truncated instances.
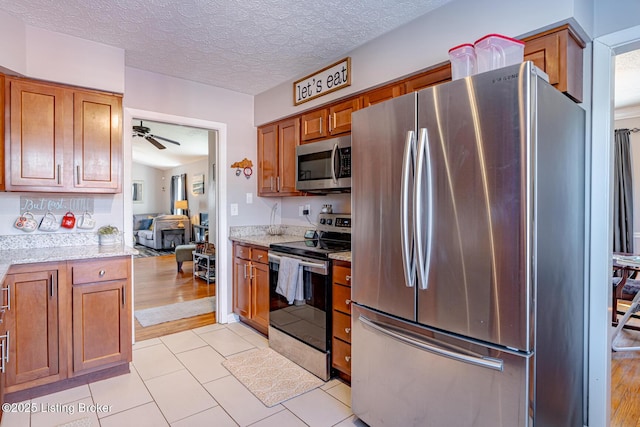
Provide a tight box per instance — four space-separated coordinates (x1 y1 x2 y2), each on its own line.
268 253 328 272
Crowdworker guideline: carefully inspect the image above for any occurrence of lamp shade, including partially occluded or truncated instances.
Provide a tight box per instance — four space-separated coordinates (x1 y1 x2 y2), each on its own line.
174 200 189 210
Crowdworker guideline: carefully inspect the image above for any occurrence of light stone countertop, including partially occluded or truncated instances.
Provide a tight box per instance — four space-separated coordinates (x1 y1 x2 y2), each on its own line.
329 252 351 263
229 234 304 249
0 244 137 283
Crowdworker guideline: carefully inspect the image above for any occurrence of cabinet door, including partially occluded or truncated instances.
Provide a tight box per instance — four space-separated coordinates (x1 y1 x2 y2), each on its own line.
257 124 278 196
404 64 452 93
72 280 130 374
233 256 251 318
278 117 301 195
73 91 122 192
362 84 405 108
301 109 328 142
251 261 270 332
522 25 584 103
4 270 60 389
8 79 68 189
329 98 360 136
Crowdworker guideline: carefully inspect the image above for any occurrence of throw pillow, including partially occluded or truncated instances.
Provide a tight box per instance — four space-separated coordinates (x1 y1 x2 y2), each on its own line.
139 219 153 230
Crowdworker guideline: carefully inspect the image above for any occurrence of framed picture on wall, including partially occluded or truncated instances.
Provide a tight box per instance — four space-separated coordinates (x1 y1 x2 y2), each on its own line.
192 174 204 194
132 181 144 203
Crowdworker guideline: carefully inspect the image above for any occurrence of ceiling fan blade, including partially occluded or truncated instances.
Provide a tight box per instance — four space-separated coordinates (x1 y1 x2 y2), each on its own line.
145 136 166 150
151 134 181 146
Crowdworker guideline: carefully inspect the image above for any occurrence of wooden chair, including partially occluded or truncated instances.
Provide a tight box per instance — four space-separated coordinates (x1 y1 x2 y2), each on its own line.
611 274 640 352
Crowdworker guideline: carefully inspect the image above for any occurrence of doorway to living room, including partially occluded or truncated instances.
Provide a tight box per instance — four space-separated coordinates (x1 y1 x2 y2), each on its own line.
125 109 228 341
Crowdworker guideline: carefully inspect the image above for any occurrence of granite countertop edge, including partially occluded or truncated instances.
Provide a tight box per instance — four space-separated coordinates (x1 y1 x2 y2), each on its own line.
0 244 138 283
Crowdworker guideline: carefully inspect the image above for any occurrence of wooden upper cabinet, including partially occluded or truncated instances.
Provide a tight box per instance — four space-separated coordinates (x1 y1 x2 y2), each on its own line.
7 78 68 190
362 84 405 108
405 63 452 93
329 98 360 136
257 118 301 197
522 24 584 103
302 98 360 143
301 109 328 142
73 91 122 192
4 76 123 193
278 118 300 194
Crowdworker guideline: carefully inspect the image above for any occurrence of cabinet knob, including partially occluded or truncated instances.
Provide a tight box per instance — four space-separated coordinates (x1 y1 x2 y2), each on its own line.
346 275 351 282
257 255 263 259
345 299 351 306
345 355 351 363
345 327 351 334
99 270 106 277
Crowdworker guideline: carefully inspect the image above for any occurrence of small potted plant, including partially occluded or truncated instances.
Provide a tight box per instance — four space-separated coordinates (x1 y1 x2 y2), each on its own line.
98 225 119 246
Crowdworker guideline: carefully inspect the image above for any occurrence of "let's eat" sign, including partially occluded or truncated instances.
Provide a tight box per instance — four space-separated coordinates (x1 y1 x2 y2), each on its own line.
293 58 351 106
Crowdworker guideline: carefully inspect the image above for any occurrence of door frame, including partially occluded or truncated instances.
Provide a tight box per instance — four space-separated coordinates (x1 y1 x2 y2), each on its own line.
590 24 640 427
123 108 230 326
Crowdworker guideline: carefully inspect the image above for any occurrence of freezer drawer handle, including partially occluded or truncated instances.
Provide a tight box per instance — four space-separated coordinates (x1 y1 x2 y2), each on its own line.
359 315 504 372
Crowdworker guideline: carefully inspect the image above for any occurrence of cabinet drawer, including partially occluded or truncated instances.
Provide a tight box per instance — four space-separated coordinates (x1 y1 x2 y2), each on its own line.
71 258 128 285
332 337 351 374
234 244 251 260
333 283 352 315
333 310 352 343
333 265 351 287
252 248 268 264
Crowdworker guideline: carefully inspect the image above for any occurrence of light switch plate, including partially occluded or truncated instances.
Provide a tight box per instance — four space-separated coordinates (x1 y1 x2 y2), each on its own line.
246 193 253 204
230 204 238 216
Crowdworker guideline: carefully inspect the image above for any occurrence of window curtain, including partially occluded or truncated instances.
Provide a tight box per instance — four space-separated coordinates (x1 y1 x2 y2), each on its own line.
170 173 188 215
613 129 634 254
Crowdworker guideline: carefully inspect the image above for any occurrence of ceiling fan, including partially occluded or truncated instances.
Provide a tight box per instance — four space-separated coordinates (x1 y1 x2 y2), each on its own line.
132 121 181 150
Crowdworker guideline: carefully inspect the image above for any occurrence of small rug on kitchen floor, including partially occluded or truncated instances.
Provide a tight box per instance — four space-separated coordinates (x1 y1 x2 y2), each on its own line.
222 347 324 407
134 297 216 327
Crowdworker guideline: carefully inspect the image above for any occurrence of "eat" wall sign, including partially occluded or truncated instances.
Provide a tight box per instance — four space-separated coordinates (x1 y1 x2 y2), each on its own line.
293 57 351 106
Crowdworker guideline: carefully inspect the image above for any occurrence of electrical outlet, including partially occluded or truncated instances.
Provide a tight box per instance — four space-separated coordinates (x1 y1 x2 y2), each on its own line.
231 204 239 216
304 204 311 216
246 192 253 204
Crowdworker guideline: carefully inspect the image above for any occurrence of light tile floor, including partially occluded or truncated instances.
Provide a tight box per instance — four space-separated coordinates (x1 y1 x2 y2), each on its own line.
0 322 368 427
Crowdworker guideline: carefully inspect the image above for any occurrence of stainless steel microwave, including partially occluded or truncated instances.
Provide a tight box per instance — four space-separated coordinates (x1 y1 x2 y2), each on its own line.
296 135 351 193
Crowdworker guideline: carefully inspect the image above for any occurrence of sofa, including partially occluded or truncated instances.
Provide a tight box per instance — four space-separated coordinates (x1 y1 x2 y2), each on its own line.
133 213 191 250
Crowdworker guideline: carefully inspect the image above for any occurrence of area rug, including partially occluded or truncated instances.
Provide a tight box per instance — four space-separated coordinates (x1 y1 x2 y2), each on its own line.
133 244 175 258
134 297 216 327
222 348 324 407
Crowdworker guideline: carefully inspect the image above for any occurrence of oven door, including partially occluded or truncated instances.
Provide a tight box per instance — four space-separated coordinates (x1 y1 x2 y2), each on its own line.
296 136 351 193
268 252 331 352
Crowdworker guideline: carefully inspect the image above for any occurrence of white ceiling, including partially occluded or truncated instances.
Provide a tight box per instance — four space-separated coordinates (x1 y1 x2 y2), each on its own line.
131 119 210 170
615 49 640 112
0 0 453 96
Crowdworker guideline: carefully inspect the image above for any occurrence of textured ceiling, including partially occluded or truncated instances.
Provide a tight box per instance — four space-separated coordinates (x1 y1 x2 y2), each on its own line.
615 49 640 111
131 119 209 170
0 0 453 95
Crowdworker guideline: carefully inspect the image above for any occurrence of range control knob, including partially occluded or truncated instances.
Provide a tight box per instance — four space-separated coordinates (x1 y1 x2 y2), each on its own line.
326 219 333 225
319 218 326 224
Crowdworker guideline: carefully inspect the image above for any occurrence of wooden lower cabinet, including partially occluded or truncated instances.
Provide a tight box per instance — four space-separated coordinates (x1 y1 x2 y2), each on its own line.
332 261 352 378
232 243 269 335
70 257 131 375
4 264 66 393
1 256 132 401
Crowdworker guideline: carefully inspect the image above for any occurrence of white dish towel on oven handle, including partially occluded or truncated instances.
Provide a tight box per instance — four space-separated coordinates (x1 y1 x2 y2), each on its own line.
275 256 304 304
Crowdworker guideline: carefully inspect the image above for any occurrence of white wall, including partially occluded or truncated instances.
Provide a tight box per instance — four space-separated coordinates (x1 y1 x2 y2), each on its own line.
123 67 270 227
254 0 592 126
0 10 26 75
131 163 166 215
594 0 640 38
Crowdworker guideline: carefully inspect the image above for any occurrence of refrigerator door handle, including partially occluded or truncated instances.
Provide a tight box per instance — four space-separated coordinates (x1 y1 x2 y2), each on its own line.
359 314 504 371
401 130 416 288
415 128 432 290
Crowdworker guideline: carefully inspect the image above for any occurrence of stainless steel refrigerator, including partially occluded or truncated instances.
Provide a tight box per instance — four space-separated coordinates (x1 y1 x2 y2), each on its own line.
351 62 585 427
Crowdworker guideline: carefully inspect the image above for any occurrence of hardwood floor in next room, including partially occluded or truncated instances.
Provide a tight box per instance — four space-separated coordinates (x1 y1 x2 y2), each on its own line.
134 254 216 341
